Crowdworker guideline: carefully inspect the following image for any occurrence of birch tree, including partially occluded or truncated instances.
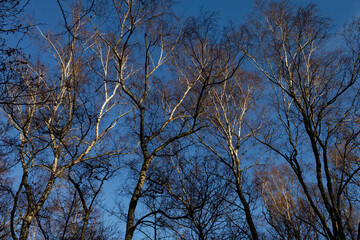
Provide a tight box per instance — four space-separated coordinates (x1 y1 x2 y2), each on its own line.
1 5 129 238
241 1 360 238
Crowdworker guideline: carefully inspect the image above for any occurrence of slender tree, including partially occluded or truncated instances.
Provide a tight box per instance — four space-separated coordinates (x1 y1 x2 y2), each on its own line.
1 4 128 238
197 69 262 239
241 1 360 238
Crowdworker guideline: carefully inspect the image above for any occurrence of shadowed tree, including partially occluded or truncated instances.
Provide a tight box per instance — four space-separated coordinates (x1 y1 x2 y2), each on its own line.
34 160 116 240
142 150 233 239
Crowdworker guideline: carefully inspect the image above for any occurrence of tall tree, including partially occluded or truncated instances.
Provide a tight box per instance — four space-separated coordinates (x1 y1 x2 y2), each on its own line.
197 69 263 239
241 0 360 238
1 4 128 238
119 10 242 239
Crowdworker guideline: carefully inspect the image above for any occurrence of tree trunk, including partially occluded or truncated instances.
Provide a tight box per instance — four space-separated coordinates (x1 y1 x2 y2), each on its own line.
18 174 56 240
125 158 152 240
236 180 259 240
19 216 33 240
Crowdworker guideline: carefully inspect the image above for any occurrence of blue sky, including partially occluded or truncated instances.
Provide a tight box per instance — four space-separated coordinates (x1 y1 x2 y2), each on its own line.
26 0 360 30
179 0 360 28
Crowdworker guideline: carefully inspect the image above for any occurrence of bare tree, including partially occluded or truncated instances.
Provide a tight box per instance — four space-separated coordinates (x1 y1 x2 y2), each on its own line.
241 1 360 239
194 68 263 239
34 160 115 240
257 164 321 239
86 2 240 239
1 4 129 238
125 10 243 239
142 150 233 239
67 160 115 240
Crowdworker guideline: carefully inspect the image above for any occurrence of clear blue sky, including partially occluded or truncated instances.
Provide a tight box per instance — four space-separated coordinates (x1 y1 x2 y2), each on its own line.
26 0 360 30
177 0 360 26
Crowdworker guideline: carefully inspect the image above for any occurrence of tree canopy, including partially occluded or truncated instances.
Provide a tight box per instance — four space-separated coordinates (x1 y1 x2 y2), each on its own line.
1 0 360 239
